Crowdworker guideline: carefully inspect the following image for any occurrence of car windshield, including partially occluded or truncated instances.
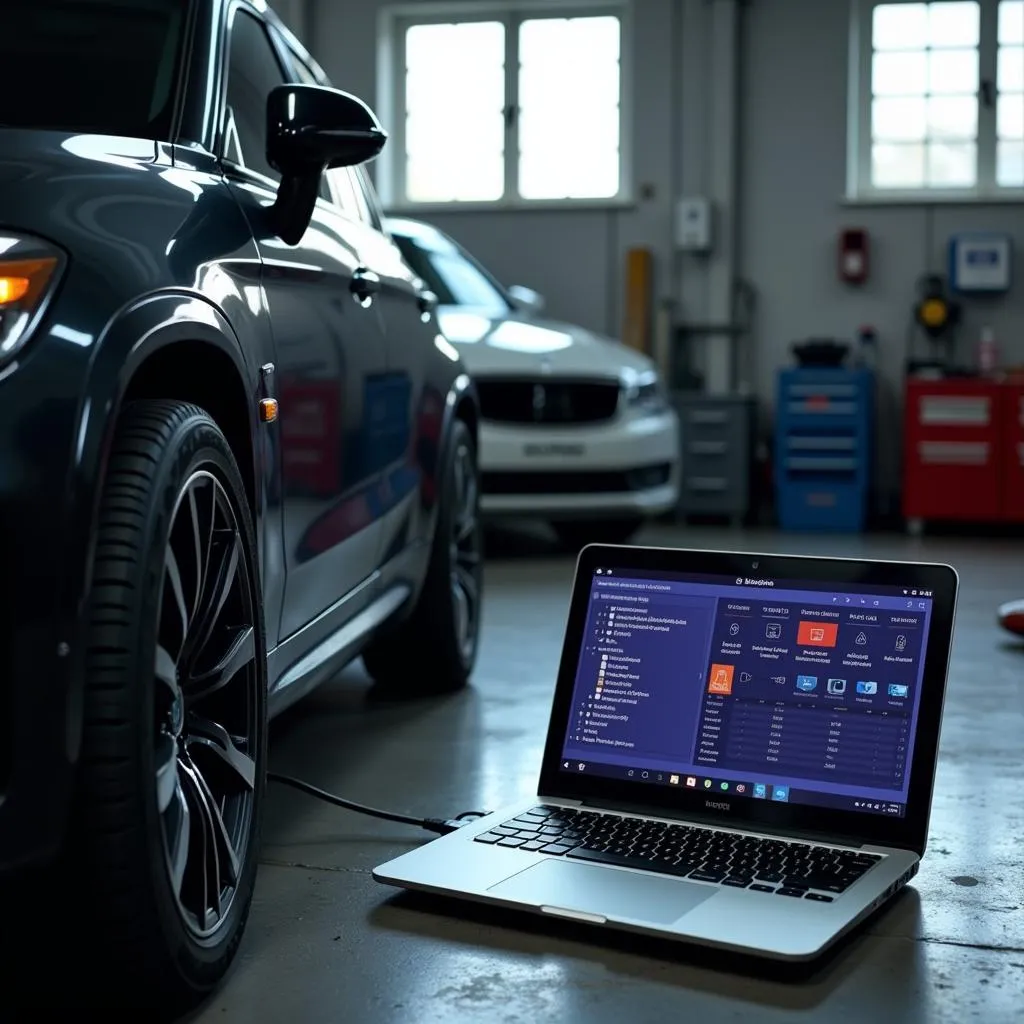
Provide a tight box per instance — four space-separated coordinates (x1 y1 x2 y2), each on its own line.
0 0 188 139
393 234 511 313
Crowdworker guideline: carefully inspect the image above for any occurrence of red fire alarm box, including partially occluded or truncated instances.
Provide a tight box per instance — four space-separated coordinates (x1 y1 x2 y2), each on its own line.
839 228 869 284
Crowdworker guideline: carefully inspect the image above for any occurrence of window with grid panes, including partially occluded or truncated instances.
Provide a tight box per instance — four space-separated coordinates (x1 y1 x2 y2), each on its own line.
388 5 626 206
852 0 1023 197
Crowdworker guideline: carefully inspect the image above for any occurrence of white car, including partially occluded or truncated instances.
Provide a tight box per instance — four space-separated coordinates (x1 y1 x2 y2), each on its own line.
386 218 681 548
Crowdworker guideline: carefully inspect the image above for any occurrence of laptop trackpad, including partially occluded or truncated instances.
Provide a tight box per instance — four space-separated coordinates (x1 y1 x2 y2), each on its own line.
488 858 715 925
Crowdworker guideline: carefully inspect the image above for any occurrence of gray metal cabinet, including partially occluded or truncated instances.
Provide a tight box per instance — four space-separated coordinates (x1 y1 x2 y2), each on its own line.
674 394 757 522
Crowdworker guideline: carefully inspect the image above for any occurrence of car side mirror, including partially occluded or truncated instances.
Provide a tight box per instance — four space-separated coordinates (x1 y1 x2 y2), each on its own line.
507 284 545 315
265 84 388 245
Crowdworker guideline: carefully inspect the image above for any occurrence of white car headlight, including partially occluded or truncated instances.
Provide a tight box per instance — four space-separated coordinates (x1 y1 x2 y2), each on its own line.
0 233 66 369
626 372 669 413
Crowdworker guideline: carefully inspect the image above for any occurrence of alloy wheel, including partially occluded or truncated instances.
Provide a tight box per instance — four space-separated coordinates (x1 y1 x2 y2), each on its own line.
449 439 482 663
154 469 259 938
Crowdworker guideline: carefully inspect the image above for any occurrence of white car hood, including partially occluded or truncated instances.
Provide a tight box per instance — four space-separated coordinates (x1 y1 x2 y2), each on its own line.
436 307 657 382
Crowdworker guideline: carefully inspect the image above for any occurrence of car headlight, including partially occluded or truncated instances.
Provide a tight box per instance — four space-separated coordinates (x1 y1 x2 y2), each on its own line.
626 372 669 413
0 234 65 368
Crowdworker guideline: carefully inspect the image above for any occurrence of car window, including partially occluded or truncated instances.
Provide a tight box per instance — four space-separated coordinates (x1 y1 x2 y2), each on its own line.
353 167 384 230
225 11 288 182
326 168 373 225
0 0 186 138
392 236 511 311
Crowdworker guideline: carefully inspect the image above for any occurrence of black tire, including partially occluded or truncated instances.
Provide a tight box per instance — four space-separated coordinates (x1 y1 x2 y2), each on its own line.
552 517 643 552
362 418 482 695
71 400 266 1013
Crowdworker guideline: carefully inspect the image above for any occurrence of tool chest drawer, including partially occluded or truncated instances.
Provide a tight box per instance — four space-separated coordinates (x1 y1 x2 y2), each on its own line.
675 395 756 519
775 368 873 532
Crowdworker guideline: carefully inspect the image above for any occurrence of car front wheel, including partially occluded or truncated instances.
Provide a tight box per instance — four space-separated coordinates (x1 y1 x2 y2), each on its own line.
72 399 266 1012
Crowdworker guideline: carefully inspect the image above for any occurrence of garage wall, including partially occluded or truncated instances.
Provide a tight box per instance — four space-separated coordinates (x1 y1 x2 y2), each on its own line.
293 0 690 343
288 0 1024 503
743 0 1024 383
741 0 1024 508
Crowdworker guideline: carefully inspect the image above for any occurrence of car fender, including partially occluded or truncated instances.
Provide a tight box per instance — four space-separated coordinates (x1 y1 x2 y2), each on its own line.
441 370 479 455
58 291 260 765
439 369 479 504
428 367 478 542
384 369 478 623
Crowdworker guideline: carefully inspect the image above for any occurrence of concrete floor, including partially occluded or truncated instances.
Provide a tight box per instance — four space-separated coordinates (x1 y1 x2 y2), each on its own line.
188 524 1024 1024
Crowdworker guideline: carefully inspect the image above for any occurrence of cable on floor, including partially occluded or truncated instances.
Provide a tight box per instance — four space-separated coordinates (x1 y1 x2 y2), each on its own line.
268 772 489 836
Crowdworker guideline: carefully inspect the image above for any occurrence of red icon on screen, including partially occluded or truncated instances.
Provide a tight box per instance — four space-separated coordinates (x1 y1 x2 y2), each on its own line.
797 621 838 647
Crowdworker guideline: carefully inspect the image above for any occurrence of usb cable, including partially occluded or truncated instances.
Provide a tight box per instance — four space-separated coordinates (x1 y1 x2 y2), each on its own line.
268 772 488 835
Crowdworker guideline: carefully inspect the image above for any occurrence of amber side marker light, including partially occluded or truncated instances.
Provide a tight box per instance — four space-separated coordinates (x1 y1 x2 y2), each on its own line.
259 398 279 423
0 257 59 307
0 276 30 304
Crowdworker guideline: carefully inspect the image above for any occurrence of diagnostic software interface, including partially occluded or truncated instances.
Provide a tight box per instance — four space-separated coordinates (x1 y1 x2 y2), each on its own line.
559 567 934 818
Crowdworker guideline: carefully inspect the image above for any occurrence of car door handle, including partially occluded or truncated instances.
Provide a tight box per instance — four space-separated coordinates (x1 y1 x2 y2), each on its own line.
350 267 381 300
417 288 438 314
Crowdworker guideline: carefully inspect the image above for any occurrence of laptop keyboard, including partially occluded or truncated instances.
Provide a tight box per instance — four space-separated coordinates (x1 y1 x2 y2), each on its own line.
473 806 883 902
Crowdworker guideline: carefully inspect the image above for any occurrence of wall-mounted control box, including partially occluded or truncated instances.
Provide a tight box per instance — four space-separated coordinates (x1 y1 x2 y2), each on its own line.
949 233 1012 293
676 196 713 252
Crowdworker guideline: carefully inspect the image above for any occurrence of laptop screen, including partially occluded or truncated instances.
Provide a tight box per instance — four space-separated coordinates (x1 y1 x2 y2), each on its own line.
557 567 935 820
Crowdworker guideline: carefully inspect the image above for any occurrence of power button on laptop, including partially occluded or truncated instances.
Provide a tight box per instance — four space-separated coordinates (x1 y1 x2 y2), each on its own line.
541 905 608 925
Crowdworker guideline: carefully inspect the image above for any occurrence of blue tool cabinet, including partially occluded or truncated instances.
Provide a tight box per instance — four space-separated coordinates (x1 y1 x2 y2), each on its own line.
774 368 874 531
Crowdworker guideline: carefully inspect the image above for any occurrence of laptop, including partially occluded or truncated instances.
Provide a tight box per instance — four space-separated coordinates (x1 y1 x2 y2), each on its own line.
374 544 958 961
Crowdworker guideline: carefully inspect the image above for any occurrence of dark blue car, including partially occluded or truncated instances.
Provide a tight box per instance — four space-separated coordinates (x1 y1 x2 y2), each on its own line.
0 0 481 1010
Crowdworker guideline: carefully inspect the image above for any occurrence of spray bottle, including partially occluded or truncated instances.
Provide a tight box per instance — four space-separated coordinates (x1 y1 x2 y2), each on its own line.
978 325 998 375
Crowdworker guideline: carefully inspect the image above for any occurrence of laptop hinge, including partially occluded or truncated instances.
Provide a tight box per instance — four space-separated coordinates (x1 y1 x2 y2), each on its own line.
540 794 583 806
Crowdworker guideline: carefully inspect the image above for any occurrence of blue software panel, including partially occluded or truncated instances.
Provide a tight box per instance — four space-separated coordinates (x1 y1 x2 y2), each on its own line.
561 573 930 817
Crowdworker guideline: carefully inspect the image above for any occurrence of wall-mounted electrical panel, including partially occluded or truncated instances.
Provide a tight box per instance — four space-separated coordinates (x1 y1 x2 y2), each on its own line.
949 233 1013 293
676 196 713 252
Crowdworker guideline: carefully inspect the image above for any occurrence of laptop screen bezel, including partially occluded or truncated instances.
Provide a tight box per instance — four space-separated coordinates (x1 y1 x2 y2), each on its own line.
537 544 958 857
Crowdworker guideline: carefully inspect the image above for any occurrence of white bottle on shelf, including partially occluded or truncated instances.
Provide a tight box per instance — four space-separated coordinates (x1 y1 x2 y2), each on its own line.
978 325 998 375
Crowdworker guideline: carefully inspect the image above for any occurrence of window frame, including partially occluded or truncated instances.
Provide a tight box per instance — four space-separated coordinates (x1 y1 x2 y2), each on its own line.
378 0 633 211
217 2 291 188
847 0 1024 203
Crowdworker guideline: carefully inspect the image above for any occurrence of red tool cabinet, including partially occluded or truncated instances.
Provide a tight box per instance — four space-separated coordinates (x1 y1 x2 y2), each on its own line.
1002 383 1024 521
903 378 1024 526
